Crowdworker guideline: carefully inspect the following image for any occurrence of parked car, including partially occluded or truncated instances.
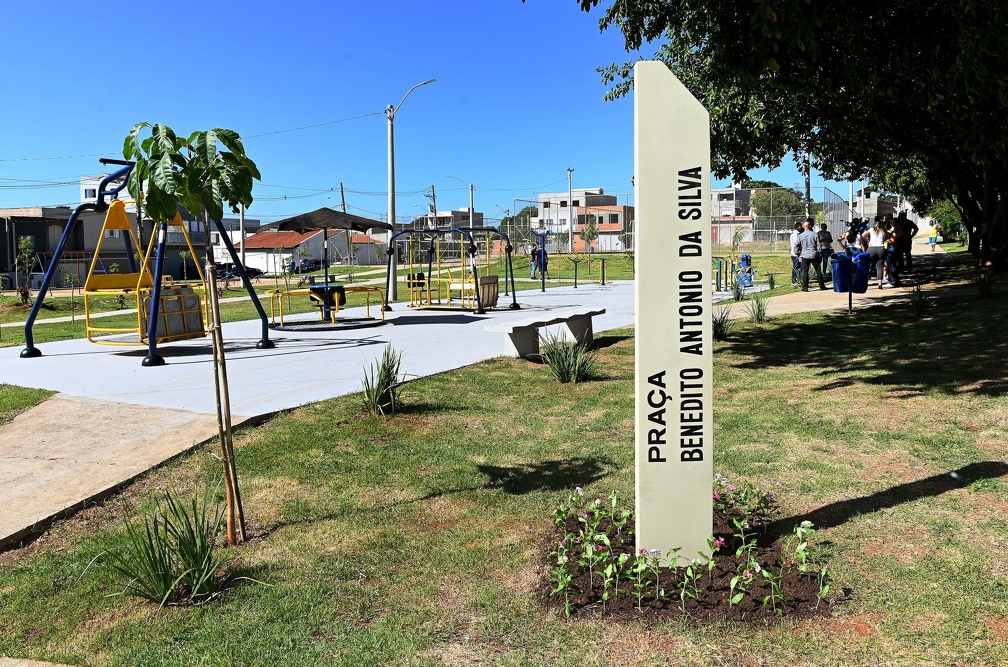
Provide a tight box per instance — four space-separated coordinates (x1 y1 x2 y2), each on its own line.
298 258 322 273
215 262 264 280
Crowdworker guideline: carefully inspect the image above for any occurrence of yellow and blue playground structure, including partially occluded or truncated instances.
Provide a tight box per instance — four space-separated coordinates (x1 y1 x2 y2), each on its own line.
391 226 520 314
20 158 275 367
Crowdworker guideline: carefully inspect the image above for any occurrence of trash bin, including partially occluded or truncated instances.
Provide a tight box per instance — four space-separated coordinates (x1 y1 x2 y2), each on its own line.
739 254 752 268
479 275 500 308
852 252 871 293
831 254 853 293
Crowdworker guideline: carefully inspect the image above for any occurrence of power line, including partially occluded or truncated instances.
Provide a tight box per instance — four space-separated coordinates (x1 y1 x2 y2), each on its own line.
244 111 384 139
0 152 113 163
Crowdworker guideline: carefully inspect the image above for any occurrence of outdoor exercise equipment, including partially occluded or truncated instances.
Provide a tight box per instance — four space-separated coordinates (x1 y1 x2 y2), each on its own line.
259 208 393 330
389 226 519 313
21 158 274 365
712 255 754 291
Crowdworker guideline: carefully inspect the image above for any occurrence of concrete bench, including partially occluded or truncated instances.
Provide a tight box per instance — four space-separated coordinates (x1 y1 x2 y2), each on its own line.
484 308 606 358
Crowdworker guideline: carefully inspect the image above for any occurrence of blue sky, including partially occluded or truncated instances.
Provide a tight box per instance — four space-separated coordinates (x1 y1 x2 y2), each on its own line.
0 0 850 224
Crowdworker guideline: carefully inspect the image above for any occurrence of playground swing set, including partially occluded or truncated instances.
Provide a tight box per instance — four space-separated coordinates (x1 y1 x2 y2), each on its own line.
21 158 274 366
81 199 207 346
393 226 519 314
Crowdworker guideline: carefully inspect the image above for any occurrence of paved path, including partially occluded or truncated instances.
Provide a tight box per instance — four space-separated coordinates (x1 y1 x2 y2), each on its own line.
0 282 635 550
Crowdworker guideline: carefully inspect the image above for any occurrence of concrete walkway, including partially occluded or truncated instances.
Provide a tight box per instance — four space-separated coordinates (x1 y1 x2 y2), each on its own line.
0 281 635 550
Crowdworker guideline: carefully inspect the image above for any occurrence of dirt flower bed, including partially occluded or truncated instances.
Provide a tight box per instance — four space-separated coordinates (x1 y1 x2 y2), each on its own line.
539 478 835 623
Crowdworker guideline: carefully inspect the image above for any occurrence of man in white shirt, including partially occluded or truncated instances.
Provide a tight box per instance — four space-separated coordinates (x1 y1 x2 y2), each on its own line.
789 222 803 286
795 218 826 291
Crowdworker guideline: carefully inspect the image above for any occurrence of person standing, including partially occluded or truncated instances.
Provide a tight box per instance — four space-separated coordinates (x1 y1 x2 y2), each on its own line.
897 211 918 271
862 218 889 289
817 222 835 279
540 246 549 279
789 222 803 286
928 221 940 251
795 218 826 291
529 244 538 279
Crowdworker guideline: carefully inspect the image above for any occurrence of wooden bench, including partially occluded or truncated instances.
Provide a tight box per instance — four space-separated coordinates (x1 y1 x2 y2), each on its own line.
483 308 606 358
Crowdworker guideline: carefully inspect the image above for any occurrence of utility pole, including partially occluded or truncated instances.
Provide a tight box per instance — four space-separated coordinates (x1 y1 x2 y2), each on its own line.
386 78 436 302
803 154 812 218
424 185 438 228
239 204 246 267
567 167 574 252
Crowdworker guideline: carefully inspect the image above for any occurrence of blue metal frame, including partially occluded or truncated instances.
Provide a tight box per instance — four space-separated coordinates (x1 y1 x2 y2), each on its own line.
20 164 131 358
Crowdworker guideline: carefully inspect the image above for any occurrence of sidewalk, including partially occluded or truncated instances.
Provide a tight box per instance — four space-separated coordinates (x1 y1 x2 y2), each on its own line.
0 282 634 551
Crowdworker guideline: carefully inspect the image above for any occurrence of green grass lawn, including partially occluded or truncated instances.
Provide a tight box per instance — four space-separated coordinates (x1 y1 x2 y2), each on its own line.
0 383 53 425
1 283 1006 665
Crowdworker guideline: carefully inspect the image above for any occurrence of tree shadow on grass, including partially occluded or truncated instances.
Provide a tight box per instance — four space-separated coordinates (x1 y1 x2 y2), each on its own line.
757 461 1008 545
730 293 1008 397
262 455 614 536
385 455 614 508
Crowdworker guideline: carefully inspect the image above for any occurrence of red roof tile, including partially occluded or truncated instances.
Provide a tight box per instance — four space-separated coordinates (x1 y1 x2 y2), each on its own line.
243 230 321 249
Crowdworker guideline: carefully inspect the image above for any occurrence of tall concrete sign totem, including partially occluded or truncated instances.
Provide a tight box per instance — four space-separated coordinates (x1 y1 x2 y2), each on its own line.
634 61 713 562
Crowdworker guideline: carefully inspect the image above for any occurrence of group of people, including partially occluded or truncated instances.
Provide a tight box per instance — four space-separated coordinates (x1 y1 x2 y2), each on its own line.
790 211 925 291
843 211 920 289
789 218 837 291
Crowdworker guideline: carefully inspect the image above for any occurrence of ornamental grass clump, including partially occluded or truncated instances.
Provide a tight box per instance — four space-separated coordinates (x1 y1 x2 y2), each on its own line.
975 266 998 298
109 480 227 607
362 344 404 416
745 291 770 323
537 330 597 383
712 306 733 341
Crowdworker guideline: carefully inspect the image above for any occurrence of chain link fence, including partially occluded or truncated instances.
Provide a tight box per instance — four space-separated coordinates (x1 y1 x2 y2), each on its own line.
713 186 854 256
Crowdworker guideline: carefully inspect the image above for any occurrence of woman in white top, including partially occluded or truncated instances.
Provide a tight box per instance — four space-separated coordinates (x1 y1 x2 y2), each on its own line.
861 219 888 288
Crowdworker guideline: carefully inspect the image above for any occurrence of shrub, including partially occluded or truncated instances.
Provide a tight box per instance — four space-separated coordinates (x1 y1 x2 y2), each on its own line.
712 306 733 341
767 273 776 291
538 330 597 383
362 344 404 416
745 291 770 323
731 280 745 302
975 267 998 298
109 480 226 607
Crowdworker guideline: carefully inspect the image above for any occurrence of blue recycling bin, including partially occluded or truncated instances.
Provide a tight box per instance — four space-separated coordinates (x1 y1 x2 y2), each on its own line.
852 252 871 293
831 254 853 293
739 253 752 268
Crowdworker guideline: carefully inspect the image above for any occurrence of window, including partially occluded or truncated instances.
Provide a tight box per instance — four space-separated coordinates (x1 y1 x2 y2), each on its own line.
542 201 550 208
610 213 619 225
85 188 97 199
573 199 579 207
560 200 567 208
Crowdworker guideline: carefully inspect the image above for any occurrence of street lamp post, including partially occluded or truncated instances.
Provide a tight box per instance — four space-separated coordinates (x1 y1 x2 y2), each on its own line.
386 78 436 303
567 167 574 253
494 204 509 239
448 175 474 228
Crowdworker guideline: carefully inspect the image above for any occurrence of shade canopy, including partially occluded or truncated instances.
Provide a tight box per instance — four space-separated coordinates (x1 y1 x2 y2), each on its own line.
260 207 393 233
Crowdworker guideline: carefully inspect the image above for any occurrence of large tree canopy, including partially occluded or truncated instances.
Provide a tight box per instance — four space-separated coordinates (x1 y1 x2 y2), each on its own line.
571 0 1008 264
